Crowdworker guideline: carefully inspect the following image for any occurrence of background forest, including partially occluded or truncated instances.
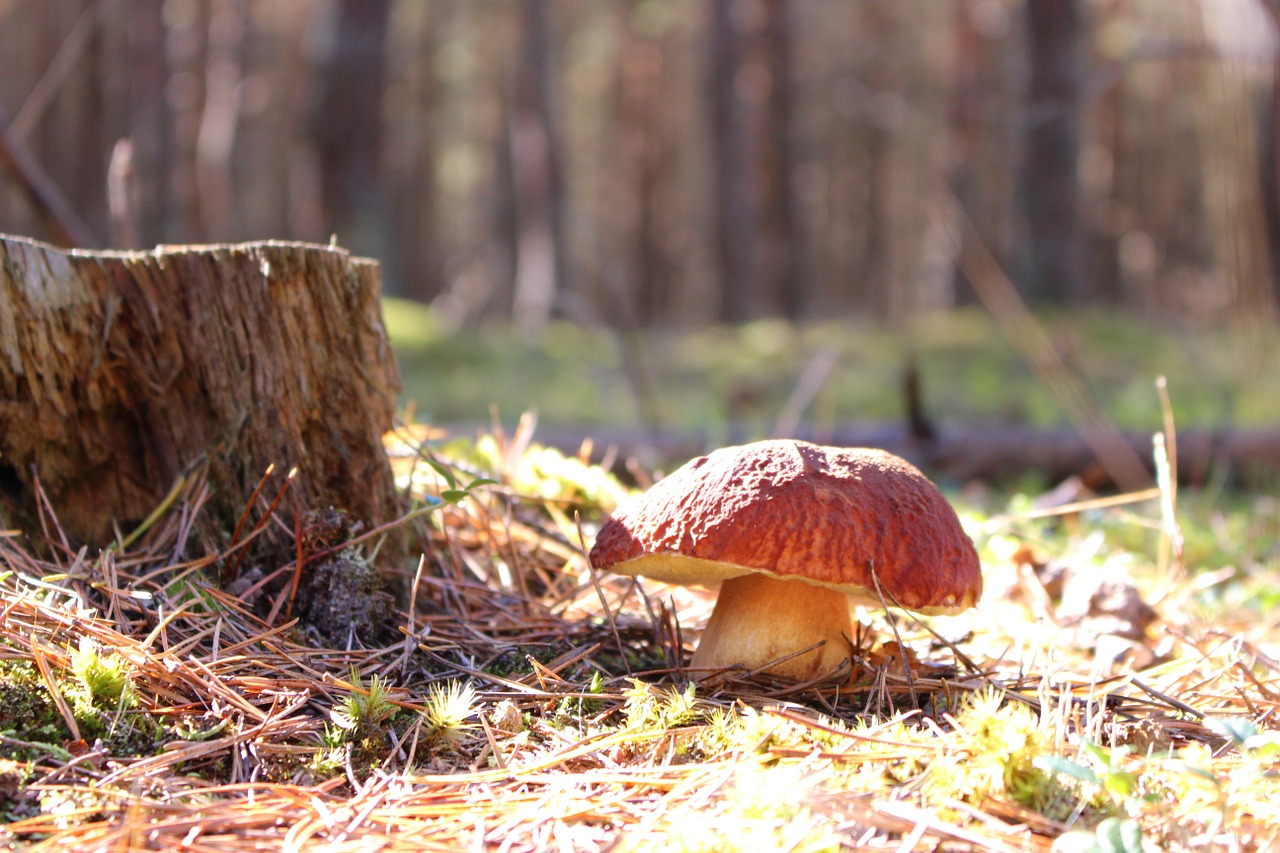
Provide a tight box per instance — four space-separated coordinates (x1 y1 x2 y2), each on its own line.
4 0 1280 323
2 0 1280 448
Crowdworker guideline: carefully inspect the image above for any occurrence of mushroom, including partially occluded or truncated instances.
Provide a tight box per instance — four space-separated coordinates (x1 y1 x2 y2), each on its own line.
589 439 982 681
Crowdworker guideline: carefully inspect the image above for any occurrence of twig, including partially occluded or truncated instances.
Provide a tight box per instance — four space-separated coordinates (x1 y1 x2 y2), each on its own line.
224 464 278 583
284 507 305 623
772 346 839 439
1131 677 1205 720
577 512 630 676
868 562 919 709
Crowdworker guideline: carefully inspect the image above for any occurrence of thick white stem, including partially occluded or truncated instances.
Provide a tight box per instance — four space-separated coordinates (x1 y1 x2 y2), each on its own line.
690 573 854 681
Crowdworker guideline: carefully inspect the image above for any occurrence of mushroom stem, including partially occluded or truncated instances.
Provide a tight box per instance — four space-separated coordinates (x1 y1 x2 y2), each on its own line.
689 573 854 681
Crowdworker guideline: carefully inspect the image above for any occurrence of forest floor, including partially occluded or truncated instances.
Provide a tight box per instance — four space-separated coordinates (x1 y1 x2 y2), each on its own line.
384 300 1280 441
2 412 1279 851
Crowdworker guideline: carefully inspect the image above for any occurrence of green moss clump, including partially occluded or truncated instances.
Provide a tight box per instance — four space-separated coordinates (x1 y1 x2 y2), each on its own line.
0 660 73 760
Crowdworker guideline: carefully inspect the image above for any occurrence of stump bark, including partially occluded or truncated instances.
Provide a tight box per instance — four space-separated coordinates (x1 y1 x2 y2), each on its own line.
0 234 403 551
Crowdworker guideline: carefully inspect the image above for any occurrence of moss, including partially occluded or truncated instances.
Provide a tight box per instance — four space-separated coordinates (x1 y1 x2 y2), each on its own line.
297 550 394 645
0 660 73 761
0 758 38 824
0 650 162 764
482 643 574 678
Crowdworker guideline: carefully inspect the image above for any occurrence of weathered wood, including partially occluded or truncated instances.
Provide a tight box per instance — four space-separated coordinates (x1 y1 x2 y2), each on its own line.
0 234 402 550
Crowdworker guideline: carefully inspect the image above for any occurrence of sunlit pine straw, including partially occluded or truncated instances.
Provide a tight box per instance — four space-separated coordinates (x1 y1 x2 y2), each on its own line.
1 422 1278 852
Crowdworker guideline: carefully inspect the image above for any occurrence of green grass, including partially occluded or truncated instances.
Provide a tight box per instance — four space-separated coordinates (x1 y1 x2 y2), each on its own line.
383 299 1280 436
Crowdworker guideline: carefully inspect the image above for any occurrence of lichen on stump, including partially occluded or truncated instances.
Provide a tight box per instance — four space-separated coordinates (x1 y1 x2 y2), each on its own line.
0 234 403 563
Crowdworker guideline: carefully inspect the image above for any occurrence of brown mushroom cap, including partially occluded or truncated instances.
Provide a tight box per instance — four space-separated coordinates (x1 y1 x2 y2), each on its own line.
589 439 982 614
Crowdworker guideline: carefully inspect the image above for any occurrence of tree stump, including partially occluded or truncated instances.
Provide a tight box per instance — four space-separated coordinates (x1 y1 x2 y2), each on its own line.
0 234 403 553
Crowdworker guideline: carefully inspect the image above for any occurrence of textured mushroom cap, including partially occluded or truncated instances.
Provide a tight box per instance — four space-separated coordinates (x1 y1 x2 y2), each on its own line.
589 439 982 614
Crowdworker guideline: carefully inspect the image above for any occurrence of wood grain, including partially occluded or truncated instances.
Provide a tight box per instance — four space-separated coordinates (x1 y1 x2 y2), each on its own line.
0 234 402 550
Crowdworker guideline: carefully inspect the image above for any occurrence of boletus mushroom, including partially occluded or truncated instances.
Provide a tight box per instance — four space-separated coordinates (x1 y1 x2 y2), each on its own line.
589 439 982 682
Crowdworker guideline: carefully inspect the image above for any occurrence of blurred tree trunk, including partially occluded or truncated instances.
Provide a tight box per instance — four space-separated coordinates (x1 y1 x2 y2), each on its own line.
490 89 521 322
709 0 756 323
1019 0 1085 303
168 2 210 240
947 0 991 306
1089 0 1124 307
391 6 446 303
863 121 893 318
29 2 108 245
610 4 670 327
1257 0 1280 310
757 0 808 318
509 0 570 335
811 2 865 318
1193 15 1276 326
196 0 244 242
860 1 896 320
127 0 169 246
311 0 390 268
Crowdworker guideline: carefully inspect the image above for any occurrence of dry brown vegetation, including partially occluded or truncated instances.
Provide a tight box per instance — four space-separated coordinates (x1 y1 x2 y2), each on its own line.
1 421 1279 852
